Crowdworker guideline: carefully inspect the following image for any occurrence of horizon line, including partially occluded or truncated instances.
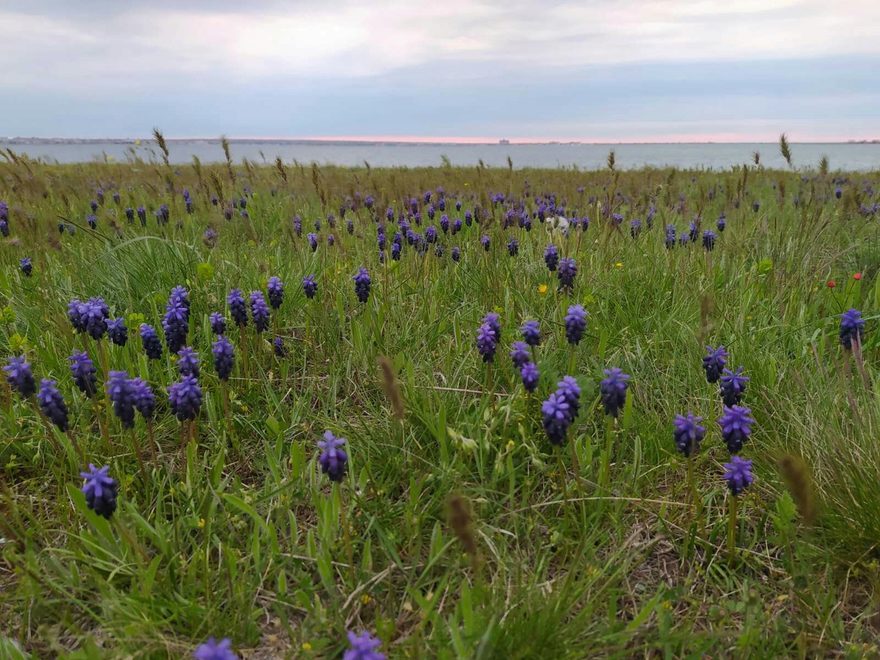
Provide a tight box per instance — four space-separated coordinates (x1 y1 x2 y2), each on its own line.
3 134 879 145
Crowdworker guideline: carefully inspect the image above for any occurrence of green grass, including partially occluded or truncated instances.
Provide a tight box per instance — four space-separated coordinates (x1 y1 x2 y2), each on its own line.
1 154 880 657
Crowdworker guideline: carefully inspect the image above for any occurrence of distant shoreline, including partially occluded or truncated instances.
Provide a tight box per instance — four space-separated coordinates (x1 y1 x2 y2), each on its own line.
2 138 878 147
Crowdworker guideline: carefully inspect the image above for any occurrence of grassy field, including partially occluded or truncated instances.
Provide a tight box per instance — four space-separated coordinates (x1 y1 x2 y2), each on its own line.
1 145 879 658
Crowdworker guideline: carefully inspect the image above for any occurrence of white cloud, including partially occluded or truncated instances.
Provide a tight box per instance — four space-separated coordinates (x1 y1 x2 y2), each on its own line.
2 0 880 92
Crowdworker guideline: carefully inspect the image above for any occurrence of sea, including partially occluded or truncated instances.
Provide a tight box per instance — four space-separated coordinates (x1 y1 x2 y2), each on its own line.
2 140 879 171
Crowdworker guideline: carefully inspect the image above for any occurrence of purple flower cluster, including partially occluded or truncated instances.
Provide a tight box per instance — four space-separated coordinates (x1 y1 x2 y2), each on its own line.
318 431 348 482
249 291 270 332
723 456 754 496
718 405 755 454
353 267 371 303
140 324 163 360
37 379 69 431
81 464 118 518
673 413 705 457
600 367 630 417
839 308 865 350
303 275 318 299
541 376 581 445
228 289 248 327
212 336 235 380
564 305 588 345
168 375 202 421
267 276 284 309
69 351 97 396
4 355 36 397
719 367 748 406
557 257 577 290
106 371 137 428
702 345 727 383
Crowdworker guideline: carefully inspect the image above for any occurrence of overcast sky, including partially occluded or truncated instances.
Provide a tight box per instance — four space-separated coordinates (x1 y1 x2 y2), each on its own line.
2 0 879 141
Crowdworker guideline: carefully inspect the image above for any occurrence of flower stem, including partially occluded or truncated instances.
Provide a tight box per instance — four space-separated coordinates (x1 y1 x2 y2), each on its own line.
727 494 738 564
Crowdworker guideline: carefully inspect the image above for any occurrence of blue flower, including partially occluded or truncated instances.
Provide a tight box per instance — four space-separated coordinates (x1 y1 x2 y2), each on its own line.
80 464 118 518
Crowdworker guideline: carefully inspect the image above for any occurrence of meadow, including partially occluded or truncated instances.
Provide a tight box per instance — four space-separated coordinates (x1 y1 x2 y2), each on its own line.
1 140 879 658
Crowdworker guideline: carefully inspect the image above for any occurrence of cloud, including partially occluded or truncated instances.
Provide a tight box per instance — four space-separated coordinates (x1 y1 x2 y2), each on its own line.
1 1 879 138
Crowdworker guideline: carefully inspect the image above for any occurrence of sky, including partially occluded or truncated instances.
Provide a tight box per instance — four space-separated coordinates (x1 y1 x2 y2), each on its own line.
1 0 879 142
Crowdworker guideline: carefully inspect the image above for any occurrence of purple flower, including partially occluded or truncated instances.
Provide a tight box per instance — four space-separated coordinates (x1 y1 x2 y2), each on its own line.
480 235 490 251
723 455 754 496
76 298 109 340
510 341 530 368
318 431 348 482
140 324 163 360
106 371 136 428
4 355 36 398
544 245 559 271
87 214 97 229
564 305 588 345
719 367 748 406
38 379 68 431
451 246 460 262
228 289 248 327
664 225 676 249
130 377 156 420
541 391 571 445
212 336 235 380
273 336 286 357
163 301 189 354
703 345 728 383
600 367 630 417
630 219 642 238
702 230 717 251
521 361 539 392
521 320 541 347
344 631 385 660
425 225 437 243
69 351 97 397
476 322 498 363
353 267 371 303
210 312 226 335
718 405 755 454
307 232 318 252
126 207 135 222
840 309 865 350
106 317 128 346
673 413 705 457
177 346 200 377
557 257 577 291
20 257 32 276
507 238 519 256
249 291 270 332
193 637 238 660
303 275 318 299
168 375 202 421
137 206 147 225
452 218 462 234
203 227 218 247
80 464 118 518
716 214 726 232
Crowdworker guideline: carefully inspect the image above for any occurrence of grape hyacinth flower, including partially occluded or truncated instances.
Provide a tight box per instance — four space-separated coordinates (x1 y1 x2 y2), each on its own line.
37 379 69 431
228 289 248 327
249 291 270 332
541 391 572 446
137 206 147 225
557 375 582 419
273 337 286 357
703 345 728 383
106 371 136 428
163 301 189 354
20 257 32 276
193 637 238 660
564 305 588 345
106 317 128 346
87 214 97 229
673 413 705 457
125 207 134 222
129 377 156 420
507 237 519 256
521 320 541 346
719 367 749 406
169 286 190 314
140 324 163 360
81 298 109 340
630 219 642 238
557 257 577 291
210 312 226 335
177 346 200 378
600 368 630 417
4 356 36 398
664 225 676 249
718 405 755 454
318 431 348 482
302 275 318 299
307 232 318 252
702 230 717 251
80 464 118 519
69 351 97 397
476 322 498 363
353 267 371 303
544 244 559 271
212 336 235 380
839 308 865 350
723 455 754 496
480 235 490 251
717 214 726 232
521 361 539 392
344 631 385 660
451 246 461 262
510 341 530 368
168 375 203 421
